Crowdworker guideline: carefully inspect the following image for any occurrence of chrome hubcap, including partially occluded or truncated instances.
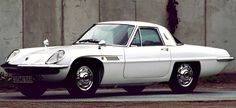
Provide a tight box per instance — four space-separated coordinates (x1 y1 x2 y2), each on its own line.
177 64 193 87
76 66 93 91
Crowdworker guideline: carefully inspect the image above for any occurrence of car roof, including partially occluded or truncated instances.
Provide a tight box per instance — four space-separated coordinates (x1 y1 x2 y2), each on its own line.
98 21 164 28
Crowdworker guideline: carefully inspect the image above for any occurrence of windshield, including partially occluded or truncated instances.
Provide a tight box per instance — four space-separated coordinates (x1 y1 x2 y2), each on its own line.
75 24 134 45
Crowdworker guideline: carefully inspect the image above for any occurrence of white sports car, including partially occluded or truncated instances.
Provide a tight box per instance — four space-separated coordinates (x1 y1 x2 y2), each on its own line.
1 21 234 98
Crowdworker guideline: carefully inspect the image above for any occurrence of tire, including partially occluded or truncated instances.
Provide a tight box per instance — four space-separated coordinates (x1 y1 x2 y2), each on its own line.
123 86 145 93
66 64 99 98
17 84 47 98
169 63 199 94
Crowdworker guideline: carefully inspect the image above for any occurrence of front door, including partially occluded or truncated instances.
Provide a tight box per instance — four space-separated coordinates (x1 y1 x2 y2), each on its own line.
124 27 171 78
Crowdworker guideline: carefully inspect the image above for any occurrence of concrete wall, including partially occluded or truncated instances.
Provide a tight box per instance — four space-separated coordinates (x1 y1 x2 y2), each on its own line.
175 0 205 45
23 0 62 48
63 0 99 45
0 0 22 64
136 0 168 26
100 0 136 21
206 0 236 72
100 0 167 25
0 0 236 72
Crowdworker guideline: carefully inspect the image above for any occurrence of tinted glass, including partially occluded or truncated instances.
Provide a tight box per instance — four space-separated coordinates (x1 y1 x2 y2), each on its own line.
140 28 163 46
131 31 141 46
78 24 134 45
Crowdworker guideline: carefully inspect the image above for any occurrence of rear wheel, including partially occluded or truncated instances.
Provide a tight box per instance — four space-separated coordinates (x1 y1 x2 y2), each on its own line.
66 64 99 98
17 84 47 98
169 63 199 93
123 86 145 93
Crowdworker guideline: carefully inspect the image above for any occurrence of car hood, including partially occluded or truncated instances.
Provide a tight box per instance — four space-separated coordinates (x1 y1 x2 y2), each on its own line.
7 44 103 65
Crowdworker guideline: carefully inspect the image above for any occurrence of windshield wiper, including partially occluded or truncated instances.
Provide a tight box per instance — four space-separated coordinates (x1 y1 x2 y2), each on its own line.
78 39 99 43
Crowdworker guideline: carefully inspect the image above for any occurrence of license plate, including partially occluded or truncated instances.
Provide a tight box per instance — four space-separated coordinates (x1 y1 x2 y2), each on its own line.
12 76 33 83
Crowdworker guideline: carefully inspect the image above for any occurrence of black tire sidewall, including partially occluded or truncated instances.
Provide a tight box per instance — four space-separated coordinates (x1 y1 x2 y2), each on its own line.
169 63 199 93
67 64 99 98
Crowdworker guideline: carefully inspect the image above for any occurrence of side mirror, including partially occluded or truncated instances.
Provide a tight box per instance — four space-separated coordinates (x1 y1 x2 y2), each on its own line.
98 40 106 49
43 39 49 47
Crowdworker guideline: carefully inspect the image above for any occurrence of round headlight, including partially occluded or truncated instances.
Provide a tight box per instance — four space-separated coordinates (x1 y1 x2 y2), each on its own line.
6 49 20 62
46 50 65 64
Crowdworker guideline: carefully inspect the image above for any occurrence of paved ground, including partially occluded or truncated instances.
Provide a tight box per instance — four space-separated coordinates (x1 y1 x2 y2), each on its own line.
1 73 236 107
0 88 236 102
0 88 236 108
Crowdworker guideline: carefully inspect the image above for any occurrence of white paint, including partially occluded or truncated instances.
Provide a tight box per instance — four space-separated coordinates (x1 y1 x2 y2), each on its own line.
3 21 233 85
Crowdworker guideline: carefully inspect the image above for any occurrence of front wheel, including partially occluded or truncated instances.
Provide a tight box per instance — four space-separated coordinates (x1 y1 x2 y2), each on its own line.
17 84 47 98
66 65 99 98
169 63 199 93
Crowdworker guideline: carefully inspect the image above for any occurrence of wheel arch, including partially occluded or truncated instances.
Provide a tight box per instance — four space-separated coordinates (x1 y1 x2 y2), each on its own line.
66 57 104 84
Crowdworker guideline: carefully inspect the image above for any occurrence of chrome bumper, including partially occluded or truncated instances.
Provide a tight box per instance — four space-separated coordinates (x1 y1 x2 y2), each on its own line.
217 57 234 62
17 64 68 68
1 63 68 75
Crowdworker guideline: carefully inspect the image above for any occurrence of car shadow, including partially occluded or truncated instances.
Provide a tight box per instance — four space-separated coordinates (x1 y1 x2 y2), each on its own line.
4 89 215 100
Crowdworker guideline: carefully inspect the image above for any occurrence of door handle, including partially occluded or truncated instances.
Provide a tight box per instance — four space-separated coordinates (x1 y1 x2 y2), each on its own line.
161 48 169 51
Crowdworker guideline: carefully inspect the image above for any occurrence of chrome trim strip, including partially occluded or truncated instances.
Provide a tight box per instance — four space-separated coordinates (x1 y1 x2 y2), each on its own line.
18 64 69 68
105 56 119 61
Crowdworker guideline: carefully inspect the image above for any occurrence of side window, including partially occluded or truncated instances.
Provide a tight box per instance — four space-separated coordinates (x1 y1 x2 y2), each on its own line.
140 28 163 46
131 30 141 46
